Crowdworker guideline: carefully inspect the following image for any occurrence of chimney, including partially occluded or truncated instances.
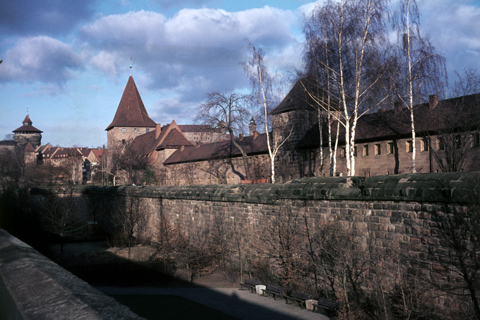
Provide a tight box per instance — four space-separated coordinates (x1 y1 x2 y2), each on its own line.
248 118 257 136
239 133 243 141
394 101 402 115
253 130 259 140
429 95 438 109
155 123 162 139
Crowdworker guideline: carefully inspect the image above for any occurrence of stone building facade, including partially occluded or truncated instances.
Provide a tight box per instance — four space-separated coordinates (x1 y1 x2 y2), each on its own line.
106 75 480 186
106 76 267 185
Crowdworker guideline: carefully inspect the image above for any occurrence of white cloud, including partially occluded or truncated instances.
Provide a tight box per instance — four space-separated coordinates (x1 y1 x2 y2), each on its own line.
418 0 480 76
79 6 302 112
0 36 82 84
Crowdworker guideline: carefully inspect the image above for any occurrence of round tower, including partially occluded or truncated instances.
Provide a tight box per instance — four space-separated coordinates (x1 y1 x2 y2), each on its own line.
13 115 42 150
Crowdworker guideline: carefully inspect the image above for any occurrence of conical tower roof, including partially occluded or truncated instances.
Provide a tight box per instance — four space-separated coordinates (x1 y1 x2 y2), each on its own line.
106 76 156 131
13 115 42 133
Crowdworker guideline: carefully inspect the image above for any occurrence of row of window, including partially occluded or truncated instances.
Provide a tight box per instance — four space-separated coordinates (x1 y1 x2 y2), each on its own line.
340 133 480 158
121 128 150 134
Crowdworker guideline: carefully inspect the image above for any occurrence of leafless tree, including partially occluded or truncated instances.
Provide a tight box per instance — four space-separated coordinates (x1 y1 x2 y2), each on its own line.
109 196 148 259
172 220 215 282
40 188 88 257
110 140 150 185
0 146 22 188
391 0 447 173
201 159 230 184
303 0 391 176
304 220 369 309
196 92 252 180
451 68 480 97
243 44 292 183
262 203 306 292
428 184 480 320
426 70 480 172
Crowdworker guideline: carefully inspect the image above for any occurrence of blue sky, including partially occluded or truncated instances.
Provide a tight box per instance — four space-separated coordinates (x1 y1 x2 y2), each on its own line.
1 0 479 148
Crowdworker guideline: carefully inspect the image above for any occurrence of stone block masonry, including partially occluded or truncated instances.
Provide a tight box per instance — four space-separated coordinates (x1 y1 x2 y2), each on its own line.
35 172 480 311
0 229 144 320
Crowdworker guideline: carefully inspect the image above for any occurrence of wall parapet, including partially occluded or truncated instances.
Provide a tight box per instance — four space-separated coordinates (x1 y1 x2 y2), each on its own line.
71 171 480 204
0 229 143 320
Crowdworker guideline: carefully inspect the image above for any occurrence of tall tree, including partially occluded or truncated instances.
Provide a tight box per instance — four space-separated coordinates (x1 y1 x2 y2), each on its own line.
195 92 252 180
243 44 292 183
391 0 447 173
451 68 480 97
302 26 341 176
110 140 150 185
303 0 390 176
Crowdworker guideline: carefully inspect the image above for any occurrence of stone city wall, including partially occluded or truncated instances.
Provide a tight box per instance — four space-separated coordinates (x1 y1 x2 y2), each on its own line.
33 172 480 309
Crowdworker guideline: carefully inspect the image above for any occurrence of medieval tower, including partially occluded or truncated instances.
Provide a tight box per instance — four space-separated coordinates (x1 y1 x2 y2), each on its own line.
12 115 42 150
106 76 157 169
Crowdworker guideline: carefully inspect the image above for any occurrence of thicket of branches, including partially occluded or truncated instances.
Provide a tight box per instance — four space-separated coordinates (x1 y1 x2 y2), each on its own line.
98 193 478 319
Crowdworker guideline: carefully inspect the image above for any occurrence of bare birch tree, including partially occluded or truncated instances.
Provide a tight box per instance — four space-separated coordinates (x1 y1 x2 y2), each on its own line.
196 92 252 180
391 0 447 173
243 44 292 183
303 0 390 176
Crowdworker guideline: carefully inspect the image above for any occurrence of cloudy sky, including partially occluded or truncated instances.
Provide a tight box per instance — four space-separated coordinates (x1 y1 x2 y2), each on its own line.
1 0 479 148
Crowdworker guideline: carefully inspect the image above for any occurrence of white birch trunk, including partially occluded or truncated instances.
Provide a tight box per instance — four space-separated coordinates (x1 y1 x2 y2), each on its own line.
407 0 417 173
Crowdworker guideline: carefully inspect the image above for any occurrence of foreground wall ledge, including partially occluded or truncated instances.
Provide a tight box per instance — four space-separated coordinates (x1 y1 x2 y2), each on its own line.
0 229 144 320
44 171 480 205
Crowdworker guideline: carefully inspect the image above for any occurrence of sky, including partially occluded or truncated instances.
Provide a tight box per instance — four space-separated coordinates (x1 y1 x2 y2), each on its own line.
0 0 479 148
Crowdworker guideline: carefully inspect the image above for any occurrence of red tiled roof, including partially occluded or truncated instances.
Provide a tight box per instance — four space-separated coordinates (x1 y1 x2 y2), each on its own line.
50 148 83 159
77 147 91 157
91 148 105 161
13 115 42 133
23 115 32 125
164 133 268 164
24 142 35 152
41 147 61 158
131 120 194 156
270 76 322 116
158 128 194 149
106 76 156 130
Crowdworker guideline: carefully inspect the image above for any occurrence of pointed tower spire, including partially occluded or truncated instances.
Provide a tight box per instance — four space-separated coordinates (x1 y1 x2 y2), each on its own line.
106 76 156 131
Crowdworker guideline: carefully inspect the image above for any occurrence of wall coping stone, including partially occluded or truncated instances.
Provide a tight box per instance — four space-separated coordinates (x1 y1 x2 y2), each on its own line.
0 229 144 320
37 171 480 205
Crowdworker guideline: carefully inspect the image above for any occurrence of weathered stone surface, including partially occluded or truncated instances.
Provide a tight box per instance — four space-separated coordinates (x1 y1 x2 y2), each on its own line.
0 229 144 320
27 171 480 312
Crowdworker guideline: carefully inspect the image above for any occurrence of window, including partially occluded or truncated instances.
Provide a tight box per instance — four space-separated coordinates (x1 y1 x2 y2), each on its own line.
354 146 357 157
421 139 429 152
122 128 126 133
134 128 138 133
472 133 479 147
341 148 346 158
387 142 394 154
146 128 150 133
437 137 445 150
455 135 461 149
363 145 369 156
375 144 381 155
406 140 413 153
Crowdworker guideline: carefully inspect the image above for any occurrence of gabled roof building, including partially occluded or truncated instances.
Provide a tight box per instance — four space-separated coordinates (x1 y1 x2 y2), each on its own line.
275 77 480 180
